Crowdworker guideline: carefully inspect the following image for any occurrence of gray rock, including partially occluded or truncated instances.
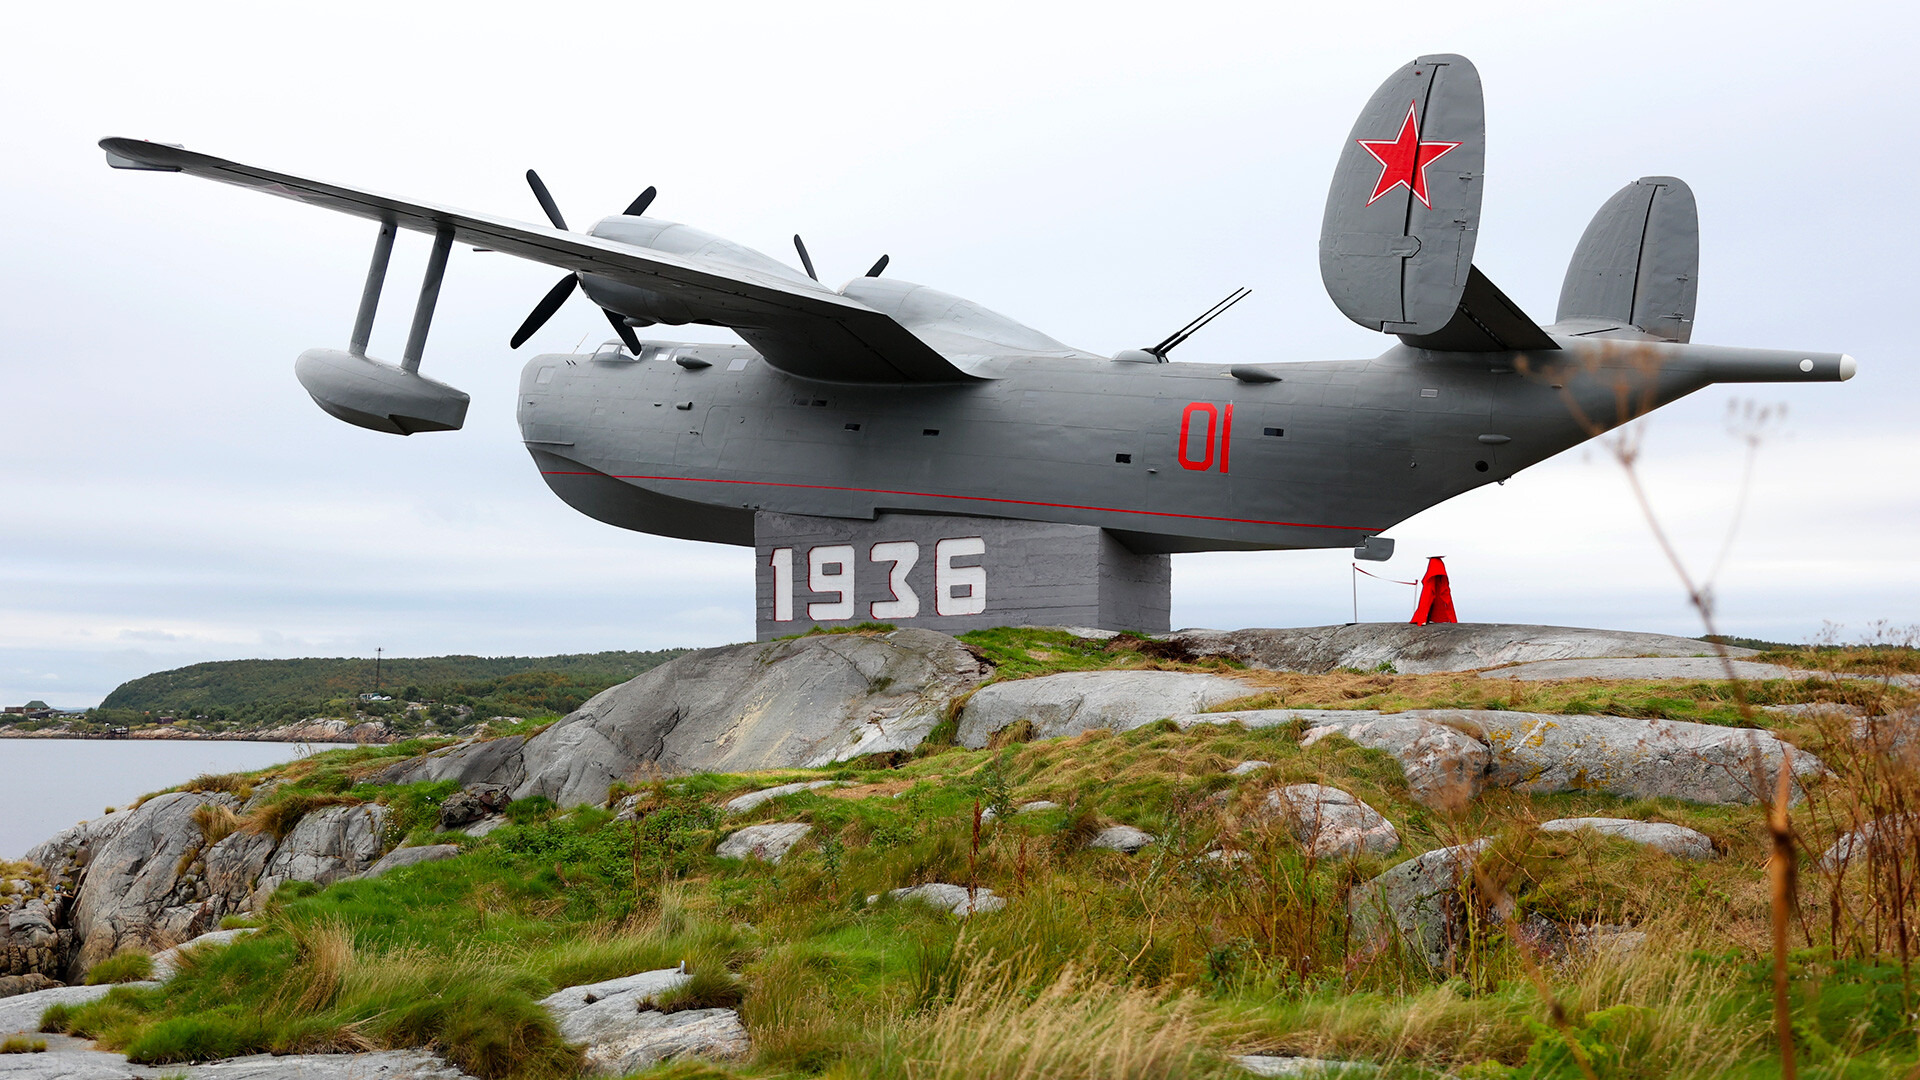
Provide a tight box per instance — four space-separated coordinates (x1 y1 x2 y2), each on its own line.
884 883 1006 916
565 1008 750 1077
1481 657 1821 682
1233 1055 1379 1077
538 968 747 1077
1087 825 1156 853
1348 839 1492 970
369 630 985 808
0 981 160 1036
1539 818 1715 859
723 781 836 815
715 824 812 864
1293 713 1491 809
67 792 240 975
21 814 132 890
1459 710 1826 805
149 927 256 981
437 786 509 829
1016 800 1061 813
354 845 460 881
0 974 60 999
957 671 1250 748
1818 815 1918 872
537 968 689 1020
371 736 529 790
1172 623 1745 675
199 830 278 920
250 804 389 904
2 900 65 982
1229 760 1273 776
0 1048 478 1078
1264 785 1399 857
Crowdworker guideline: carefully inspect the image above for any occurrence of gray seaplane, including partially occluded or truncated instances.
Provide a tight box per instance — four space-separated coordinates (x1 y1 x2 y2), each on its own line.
101 53 1852 560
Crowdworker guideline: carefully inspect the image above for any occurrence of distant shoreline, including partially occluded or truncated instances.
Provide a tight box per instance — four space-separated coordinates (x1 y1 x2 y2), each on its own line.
0 728 392 744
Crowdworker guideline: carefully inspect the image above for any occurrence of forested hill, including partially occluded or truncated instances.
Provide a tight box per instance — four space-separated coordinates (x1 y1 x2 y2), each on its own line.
98 651 688 718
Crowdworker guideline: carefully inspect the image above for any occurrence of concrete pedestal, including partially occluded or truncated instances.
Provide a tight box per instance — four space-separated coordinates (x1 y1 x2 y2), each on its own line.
754 511 1170 640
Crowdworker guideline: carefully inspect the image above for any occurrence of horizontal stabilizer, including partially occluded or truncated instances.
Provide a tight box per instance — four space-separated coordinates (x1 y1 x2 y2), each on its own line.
1398 265 1558 353
1555 176 1699 343
1321 54 1485 336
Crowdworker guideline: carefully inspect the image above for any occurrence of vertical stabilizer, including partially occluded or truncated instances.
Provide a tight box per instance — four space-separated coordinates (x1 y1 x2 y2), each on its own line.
1555 176 1699 342
1320 54 1485 336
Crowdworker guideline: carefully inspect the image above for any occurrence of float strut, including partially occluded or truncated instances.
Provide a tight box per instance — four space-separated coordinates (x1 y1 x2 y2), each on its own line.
402 226 454 374
349 222 397 357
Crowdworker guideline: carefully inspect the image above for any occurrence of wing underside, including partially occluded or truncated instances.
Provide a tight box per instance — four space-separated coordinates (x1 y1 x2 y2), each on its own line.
99 138 983 383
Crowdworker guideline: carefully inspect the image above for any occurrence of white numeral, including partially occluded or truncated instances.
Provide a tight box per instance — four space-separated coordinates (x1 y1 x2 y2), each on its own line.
808 544 856 620
935 537 986 616
869 541 921 619
770 547 794 622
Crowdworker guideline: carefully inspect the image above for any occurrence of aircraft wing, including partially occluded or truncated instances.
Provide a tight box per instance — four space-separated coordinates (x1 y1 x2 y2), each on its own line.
99 138 985 383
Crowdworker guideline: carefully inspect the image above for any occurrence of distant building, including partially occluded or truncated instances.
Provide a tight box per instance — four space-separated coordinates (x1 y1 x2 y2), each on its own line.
359 693 392 702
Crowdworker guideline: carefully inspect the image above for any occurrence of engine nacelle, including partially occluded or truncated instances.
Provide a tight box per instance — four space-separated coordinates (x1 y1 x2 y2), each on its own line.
294 349 469 435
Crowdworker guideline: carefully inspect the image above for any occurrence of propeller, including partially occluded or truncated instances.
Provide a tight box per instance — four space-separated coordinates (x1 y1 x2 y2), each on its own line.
791 234 890 283
511 169 648 352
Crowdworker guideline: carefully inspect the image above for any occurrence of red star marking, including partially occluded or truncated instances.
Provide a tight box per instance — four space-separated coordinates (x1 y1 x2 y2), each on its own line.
1356 101 1460 208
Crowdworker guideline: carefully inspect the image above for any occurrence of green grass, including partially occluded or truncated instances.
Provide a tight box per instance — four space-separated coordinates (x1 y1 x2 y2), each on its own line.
62 668 1920 1080
84 948 155 984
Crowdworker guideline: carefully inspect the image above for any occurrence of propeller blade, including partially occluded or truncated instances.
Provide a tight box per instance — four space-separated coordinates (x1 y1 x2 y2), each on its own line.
604 307 643 353
623 186 658 216
793 235 818 281
510 274 578 348
525 169 568 231
865 254 890 278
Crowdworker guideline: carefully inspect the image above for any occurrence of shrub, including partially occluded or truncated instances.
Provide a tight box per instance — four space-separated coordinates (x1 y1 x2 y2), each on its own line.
86 949 155 985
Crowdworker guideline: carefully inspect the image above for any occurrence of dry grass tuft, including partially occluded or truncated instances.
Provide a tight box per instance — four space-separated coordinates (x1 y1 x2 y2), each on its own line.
191 803 241 848
284 917 356 1013
843 956 1237 1080
243 793 365 842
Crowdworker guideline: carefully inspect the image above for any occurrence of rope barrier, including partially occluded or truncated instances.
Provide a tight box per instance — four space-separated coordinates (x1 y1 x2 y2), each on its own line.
1351 563 1419 586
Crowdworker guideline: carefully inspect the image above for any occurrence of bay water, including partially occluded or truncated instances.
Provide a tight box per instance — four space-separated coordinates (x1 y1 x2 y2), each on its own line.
0 740 309 859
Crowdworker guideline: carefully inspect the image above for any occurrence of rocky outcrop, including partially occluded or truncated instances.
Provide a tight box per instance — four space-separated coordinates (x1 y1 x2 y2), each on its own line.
0 1047 476 1078
0 980 161 1034
1817 815 1918 872
724 781 837 815
1180 707 1820 808
149 928 257 981
957 671 1250 748
371 629 987 808
1463 710 1825 804
12 793 391 982
355 845 460 881
1263 785 1399 857
1 901 67 985
538 969 748 1077
437 786 509 829
1171 623 1745 675
0 973 58 999
250 805 389 903
1292 714 1490 809
1087 825 1156 853
1234 1055 1379 1077
1348 839 1491 970
716 824 812 864
1539 818 1715 859
68 792 240 974
882 883 1006 916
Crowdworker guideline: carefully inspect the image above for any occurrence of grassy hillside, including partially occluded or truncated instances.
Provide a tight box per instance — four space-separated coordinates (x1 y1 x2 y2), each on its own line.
82 650 689 731
42 634 1920 1079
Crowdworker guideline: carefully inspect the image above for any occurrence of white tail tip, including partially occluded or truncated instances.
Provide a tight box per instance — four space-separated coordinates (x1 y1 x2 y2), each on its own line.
1839 354 1857 381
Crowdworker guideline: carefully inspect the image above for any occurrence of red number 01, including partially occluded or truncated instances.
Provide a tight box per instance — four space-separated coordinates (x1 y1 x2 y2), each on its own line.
1178 402 1232 473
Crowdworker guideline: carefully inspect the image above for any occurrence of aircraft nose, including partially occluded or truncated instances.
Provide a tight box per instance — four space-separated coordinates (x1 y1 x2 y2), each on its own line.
1840 354 1857 381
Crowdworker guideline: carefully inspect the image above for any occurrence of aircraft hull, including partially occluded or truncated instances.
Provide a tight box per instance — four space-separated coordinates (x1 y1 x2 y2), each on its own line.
515 336 1812 554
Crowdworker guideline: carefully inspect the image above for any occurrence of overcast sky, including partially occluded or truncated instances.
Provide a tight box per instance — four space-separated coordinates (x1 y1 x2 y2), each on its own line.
4 1 1914 708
